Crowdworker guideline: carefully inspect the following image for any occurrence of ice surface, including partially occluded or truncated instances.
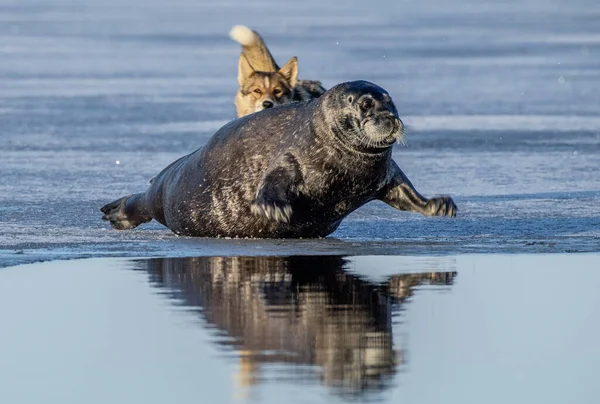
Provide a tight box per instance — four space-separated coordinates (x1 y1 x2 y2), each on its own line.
1 0 600 267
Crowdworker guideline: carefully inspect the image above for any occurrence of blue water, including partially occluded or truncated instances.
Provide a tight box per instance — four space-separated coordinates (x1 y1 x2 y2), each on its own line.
1 254 599 404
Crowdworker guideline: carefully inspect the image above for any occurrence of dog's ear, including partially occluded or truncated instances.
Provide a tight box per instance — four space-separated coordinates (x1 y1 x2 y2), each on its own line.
278 57 298 88
238 53 256 86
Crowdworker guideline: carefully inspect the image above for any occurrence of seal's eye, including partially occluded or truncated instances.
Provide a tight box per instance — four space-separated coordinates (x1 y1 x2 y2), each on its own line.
273 88 282 96
347 96 354 103
253 88 262 94
360 98 373 111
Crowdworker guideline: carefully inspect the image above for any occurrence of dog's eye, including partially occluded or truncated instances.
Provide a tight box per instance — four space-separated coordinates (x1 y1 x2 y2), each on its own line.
273 88 282 95
360 98 373 111
253 88 262 94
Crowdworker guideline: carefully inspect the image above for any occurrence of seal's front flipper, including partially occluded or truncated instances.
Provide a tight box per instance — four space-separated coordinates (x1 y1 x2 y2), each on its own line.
380 161 457 217
251 153 303 223
101 193 152 230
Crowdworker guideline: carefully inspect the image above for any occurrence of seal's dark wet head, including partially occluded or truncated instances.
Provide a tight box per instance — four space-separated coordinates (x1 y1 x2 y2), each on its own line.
327 81 404 152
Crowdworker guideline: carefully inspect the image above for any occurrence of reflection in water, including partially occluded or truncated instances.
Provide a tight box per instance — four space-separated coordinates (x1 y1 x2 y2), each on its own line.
137 256 456 398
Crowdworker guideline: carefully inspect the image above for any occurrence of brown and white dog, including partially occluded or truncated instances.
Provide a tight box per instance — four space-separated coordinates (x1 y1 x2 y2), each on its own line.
229 25 326 117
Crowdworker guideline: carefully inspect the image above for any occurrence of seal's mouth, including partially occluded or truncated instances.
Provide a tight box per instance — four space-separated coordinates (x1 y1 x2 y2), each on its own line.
360 115 405 149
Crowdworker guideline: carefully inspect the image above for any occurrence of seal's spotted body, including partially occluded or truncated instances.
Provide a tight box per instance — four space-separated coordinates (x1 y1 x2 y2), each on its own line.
101 81 456 238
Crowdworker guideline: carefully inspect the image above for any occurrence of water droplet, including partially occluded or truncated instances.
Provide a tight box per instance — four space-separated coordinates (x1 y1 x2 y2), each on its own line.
558 76 565 84
115 160 120 165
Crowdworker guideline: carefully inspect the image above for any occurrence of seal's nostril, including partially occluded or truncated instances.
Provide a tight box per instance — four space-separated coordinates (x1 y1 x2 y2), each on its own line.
262 100 274 109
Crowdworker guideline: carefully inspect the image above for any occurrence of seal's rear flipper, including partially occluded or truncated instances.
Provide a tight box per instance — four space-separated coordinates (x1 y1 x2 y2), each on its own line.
101 194 152 230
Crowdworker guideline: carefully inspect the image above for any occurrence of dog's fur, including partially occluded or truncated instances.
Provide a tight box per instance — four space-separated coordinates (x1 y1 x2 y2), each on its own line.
230 25 326 117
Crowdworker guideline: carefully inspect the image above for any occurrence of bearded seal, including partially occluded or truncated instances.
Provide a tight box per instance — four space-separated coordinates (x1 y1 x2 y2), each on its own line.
101 80 457 238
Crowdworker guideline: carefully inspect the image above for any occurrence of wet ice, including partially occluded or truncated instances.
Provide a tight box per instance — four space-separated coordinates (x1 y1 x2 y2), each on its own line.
1 0 599 267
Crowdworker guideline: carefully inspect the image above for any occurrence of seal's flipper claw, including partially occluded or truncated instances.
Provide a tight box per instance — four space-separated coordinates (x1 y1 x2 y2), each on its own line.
251 178 293 223
426 196 457 217
380 160 458 218
250 197 293 223
250 153 302 223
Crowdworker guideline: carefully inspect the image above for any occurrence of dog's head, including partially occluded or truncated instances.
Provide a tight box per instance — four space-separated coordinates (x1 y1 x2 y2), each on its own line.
235 54 299 117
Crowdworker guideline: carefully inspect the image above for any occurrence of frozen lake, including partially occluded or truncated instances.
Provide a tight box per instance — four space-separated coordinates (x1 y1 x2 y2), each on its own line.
1 0 599 266
1 1 600 402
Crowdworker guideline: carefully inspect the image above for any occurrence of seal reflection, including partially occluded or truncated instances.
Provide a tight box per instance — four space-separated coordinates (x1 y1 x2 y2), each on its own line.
138 256 456 396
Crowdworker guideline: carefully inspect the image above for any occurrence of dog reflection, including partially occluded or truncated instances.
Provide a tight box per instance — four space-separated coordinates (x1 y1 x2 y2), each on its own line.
141 256 456 394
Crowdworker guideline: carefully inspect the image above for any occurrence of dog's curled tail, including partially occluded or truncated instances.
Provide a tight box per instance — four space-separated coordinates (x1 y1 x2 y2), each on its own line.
229 25 258 47
229 25 279 72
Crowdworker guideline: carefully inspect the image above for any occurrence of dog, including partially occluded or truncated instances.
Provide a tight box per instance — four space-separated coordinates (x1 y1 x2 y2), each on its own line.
229 25 326 118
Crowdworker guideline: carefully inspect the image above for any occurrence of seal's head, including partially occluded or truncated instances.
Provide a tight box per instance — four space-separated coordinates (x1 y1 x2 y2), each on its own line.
322 80 404 153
